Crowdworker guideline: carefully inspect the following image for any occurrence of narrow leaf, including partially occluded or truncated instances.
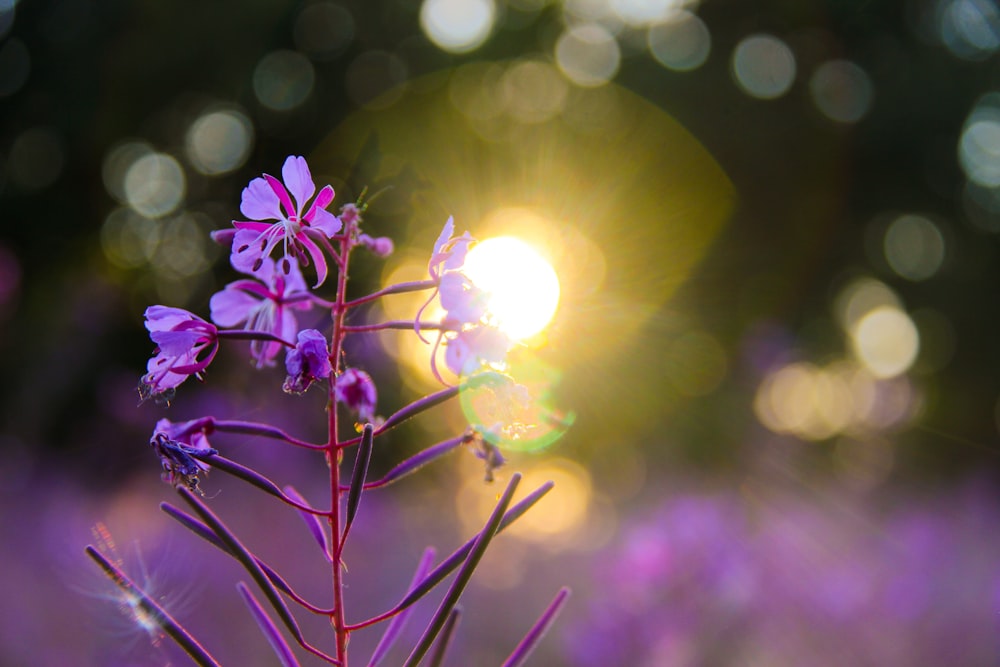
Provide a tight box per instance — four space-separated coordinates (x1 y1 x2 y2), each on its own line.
285 485 332 563
85 545 221 667
427 607 461 667
196 452 285 500
404 473 522 667
501 587 571 667
160 502 296 597
238 581 302 667
374 386 459 434
372 436 464 488
395 481 553 613
177 487 306 645
368 547 437 667
344 423 374 540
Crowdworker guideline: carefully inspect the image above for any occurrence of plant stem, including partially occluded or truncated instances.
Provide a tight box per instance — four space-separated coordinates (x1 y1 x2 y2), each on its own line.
328 235 353 665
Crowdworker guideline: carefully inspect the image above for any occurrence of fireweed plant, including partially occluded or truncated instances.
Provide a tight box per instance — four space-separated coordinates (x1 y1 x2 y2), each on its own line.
85 156 571 666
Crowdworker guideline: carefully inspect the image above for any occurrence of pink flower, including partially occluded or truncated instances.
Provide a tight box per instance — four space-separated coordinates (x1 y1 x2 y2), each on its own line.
444 326 511 376
230 155 342 287
417 217 479 341
335 367 378 423
140 306 219 402
439 271 488 325
283 329 331 394
209 257 311 368
428 216 475 280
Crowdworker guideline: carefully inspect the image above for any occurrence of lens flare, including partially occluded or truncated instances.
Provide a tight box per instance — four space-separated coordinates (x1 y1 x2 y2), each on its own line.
462 236 560 340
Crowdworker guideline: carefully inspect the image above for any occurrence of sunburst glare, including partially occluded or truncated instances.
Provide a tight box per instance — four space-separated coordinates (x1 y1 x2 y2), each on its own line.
463 236 560 340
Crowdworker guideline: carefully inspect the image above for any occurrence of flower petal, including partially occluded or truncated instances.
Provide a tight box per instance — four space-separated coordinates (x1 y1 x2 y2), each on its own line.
231 229 266 274
281 156 316 214
150 330 206 357
145 306 195 332
306 207 342 237
264 174 297 220
240 177 283 221
434 217 455 256
209 286 259 327
299 234 328 288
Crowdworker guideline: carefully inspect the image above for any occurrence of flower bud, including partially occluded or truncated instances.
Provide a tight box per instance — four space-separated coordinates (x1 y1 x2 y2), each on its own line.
334 367 378 423
283 329 332 394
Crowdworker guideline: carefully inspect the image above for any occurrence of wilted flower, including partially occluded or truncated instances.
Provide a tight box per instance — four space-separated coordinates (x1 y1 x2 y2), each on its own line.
230 155 342 287
467 430 506 483
149 418 218 493
284 329 331 394
140 306 219 403
210 256 311 368
334 367 377 423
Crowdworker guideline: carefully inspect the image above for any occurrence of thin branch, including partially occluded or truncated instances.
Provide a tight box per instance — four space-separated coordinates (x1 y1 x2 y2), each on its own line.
212 419 325 449
342 320 448 334
344 280 437 309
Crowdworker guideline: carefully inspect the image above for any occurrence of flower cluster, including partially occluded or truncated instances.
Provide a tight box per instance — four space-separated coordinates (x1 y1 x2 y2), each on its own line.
422 216 512 381
112 155 570 666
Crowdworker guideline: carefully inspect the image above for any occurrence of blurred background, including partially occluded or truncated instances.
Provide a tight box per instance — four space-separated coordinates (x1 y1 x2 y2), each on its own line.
2 0 1000 664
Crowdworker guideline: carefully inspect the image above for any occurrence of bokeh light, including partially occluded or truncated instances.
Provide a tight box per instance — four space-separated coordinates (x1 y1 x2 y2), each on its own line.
938 0 1000 61
833 276 901 333
344 50 408 109
850 305 920 379
809 60 874 123
462 236 561 341
252 50 315 111
420 0 496 53
731 34 796 100
293 2 354 61
959 93 1000 188
101 207 160 269
184 108 254 176
123 152 185 218
103 141 153 204
611 0 696 26
647 10 711 72
555 23 621 87
883 214 946 281
502 60 569 124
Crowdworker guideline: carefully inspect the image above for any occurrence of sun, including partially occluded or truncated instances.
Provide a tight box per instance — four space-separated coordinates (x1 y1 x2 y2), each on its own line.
461 236 560 341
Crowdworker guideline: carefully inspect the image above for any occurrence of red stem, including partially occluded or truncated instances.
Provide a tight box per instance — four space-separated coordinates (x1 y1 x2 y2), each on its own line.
328 236 352 665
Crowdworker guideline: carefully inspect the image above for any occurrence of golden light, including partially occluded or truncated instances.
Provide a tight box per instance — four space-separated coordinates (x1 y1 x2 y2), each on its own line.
462 236 560 340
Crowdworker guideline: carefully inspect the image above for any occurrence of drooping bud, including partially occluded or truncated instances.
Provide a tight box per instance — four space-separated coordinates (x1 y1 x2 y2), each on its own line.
283 329 332 394
334 367 378 423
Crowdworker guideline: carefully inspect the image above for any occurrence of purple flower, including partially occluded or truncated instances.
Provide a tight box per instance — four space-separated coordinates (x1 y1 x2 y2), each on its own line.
428 216 474 280
335 367 377 423
445 326 510 376
140 306 219 403
209 257 311 368
283 329 331 394
150 418 218 493
230 155 342 287
439 271 488 325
